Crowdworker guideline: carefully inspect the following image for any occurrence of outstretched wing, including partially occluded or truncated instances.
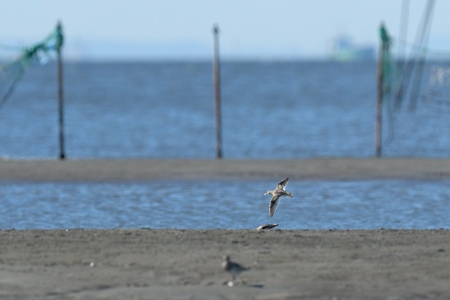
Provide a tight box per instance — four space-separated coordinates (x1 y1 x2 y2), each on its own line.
269 195 281 217
277 177 289 191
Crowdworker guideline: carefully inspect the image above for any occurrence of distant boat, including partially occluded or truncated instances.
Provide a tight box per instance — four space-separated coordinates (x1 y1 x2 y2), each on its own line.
329 36 375 61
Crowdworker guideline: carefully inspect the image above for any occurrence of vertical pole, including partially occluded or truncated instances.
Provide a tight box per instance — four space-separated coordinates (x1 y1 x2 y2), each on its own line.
376 23 389 158
375 44 383 157
213 24 223 159
56 21 66 160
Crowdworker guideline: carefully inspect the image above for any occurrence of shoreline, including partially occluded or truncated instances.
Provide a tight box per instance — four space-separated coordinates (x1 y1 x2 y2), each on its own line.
1 158 450 181
1 229 449 299
2 159 450 298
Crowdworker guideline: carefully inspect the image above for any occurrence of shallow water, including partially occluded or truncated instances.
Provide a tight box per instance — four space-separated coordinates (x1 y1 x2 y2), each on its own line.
1 179 449 230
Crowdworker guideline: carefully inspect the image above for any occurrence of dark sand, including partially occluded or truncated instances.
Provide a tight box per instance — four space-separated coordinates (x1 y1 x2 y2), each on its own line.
1 158 450 181
1 158 450 299
1 229 449 299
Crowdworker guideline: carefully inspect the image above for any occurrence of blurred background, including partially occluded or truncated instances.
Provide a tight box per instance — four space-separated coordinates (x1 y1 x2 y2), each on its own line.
1 0 450 61
0 0 449 159
2 1 450 230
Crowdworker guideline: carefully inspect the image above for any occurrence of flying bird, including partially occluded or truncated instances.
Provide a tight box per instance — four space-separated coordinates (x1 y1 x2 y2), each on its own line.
263 177 293 217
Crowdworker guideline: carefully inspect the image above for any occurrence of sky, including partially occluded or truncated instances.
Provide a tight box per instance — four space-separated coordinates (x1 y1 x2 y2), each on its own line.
1 0 449 61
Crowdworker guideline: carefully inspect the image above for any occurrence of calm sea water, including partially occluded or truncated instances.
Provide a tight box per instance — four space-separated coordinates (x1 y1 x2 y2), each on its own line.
0 61 449 158
1 179 449 230
1 61 449 230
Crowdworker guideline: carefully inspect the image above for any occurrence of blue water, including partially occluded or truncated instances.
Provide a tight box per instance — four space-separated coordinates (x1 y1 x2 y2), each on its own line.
0 61 449 159
1 179 449 230
1 61 449 230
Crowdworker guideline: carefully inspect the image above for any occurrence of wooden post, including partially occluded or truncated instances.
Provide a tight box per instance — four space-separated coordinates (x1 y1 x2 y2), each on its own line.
375 23 390 158
56 21 66 160
375 42 383 158
212 24 223 159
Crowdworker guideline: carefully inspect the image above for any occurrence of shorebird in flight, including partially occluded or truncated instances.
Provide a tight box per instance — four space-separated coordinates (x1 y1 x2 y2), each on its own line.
222 255 249 283
263 177 293 217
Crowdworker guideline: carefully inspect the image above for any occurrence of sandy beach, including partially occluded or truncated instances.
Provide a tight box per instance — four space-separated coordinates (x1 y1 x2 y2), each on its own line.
1 158 450 299
0 229 449 299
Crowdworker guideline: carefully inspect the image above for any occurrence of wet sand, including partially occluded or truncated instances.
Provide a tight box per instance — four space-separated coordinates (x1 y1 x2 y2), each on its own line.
1 157 450 181
1 229 449 299
1 158 450 299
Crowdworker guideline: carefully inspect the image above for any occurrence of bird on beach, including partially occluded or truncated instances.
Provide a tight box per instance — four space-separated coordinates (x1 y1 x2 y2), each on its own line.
221 255 249 282
256 223 279 231
263 177 293 217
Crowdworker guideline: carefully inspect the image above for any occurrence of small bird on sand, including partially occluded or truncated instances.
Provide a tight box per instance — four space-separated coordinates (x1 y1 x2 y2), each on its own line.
263 177 293 217
221 255 249 282
256 223 279 230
